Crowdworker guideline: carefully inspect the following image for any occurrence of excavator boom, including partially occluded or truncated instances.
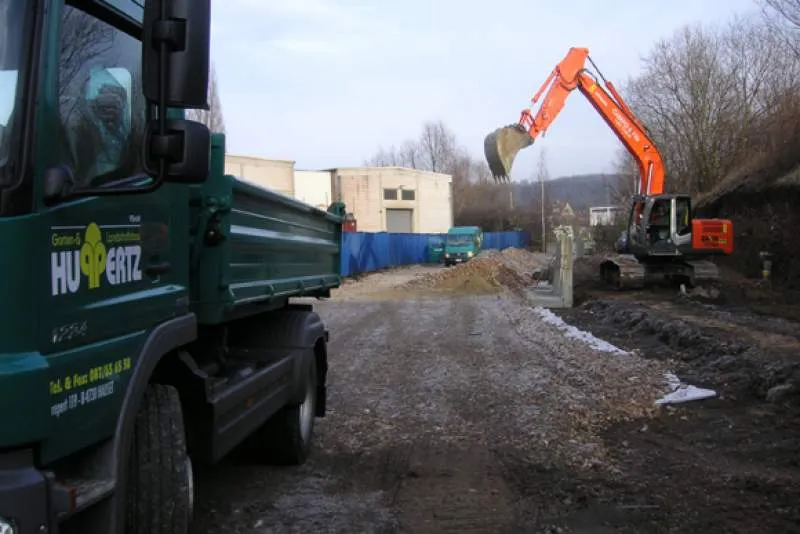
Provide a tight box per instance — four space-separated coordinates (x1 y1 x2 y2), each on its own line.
484 47 665 197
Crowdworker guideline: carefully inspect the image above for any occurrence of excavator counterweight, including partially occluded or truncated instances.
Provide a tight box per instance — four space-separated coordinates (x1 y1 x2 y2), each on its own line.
484 124 533 182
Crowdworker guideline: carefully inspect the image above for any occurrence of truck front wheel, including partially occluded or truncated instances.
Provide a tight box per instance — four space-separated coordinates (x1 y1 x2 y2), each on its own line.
125 384 194 534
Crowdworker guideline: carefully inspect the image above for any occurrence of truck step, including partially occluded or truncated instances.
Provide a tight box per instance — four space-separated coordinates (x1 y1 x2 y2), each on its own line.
55 477 115 517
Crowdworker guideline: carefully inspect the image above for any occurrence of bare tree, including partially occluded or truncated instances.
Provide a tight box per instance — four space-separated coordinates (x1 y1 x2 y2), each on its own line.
186 61 225 134
619 16 779 196
609 148 638 204
364 119 525 230
760 0 800 25
398 140 420 169
417 120 456 173
363 145 400 166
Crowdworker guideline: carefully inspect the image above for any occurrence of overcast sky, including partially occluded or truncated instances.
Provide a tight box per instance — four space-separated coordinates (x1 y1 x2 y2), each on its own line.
210 0 760 181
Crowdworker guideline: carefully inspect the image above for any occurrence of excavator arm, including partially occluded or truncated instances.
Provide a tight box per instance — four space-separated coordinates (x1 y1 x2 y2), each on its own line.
484 47 665 197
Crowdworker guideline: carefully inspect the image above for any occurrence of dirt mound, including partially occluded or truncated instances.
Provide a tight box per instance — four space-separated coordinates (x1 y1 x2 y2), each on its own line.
404 248 549 295
405 255 526 294
495 247 551 275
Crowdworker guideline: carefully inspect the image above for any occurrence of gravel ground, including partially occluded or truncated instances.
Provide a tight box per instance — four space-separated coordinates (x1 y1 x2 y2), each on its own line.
191 253 800 533
192 259 693 533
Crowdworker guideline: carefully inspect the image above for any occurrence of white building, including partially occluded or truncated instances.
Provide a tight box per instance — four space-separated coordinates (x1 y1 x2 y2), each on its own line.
293 170 333 211
223 154 453 234
589 206 624 226
223 154 294 198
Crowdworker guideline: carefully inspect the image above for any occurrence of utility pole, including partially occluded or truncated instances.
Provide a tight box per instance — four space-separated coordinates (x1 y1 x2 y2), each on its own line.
537 148 549 252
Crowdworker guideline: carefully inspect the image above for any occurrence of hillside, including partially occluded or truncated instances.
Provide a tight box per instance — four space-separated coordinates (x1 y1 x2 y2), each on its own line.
697 153 800 289
514 173 623 211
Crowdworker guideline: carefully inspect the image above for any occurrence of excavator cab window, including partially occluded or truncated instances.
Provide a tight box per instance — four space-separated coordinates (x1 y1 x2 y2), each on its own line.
647 199 671 245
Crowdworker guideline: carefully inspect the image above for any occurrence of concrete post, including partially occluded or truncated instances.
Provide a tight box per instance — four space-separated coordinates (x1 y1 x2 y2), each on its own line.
553 225 574 308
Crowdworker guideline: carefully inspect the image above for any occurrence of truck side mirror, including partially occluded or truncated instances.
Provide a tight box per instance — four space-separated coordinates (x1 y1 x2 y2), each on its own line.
143 120 210 183
142 0 211 108
141 0 212 184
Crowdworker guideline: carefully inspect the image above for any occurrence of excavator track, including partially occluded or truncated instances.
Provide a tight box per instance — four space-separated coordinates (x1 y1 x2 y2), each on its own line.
600 254 646 290
682 259 720 286
599 255 720 291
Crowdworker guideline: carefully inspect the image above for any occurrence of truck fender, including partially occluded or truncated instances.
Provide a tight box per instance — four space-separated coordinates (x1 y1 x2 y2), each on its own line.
232 306 327 406
109 313 198 534
269 307 326 406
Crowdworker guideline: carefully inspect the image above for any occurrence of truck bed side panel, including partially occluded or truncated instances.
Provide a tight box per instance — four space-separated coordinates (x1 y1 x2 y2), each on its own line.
190 136 343 324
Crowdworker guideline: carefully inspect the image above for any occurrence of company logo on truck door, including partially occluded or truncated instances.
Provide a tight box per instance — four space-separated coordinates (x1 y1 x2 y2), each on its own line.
50 221 143 296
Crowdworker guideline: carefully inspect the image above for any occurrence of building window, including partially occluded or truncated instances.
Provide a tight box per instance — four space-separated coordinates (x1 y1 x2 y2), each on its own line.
383 188 397 200
401 189 415 201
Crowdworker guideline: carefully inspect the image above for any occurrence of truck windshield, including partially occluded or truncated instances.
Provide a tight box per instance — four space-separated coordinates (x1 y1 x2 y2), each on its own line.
0 0 27 186
447 234 472 245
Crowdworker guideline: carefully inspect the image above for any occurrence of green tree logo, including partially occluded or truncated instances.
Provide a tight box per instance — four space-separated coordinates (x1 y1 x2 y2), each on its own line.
80 223 107 289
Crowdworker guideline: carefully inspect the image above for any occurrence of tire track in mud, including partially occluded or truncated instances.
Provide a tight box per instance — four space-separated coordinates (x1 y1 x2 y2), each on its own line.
378 296 517 533
193 300 404 534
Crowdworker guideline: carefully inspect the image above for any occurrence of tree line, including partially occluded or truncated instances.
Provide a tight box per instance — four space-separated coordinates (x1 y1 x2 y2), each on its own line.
611 0 800 202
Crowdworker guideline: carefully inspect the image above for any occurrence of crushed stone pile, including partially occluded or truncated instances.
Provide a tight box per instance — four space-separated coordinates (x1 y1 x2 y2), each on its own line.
404 248 550 294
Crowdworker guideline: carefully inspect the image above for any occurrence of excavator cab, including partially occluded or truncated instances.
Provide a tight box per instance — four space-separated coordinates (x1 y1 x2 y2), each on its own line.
622 194 695 257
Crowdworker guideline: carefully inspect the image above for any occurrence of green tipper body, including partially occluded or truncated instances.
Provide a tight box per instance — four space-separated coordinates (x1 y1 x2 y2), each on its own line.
0 146 343 462
191 134 343 324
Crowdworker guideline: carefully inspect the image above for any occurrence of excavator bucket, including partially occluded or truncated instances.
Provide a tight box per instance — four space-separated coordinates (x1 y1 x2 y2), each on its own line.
483 124 534 182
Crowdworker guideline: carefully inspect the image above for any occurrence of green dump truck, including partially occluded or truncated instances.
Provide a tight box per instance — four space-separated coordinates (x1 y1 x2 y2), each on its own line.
0 2 343 533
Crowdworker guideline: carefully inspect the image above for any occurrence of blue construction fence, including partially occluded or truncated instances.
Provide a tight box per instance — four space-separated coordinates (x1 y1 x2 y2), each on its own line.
341 231 530 277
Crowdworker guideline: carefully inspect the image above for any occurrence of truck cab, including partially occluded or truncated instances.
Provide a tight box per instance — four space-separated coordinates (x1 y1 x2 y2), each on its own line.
0 2 342 533
443 226 483 266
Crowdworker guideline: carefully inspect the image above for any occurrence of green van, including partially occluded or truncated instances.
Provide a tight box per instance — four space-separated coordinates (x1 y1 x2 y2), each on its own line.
444 226 483 266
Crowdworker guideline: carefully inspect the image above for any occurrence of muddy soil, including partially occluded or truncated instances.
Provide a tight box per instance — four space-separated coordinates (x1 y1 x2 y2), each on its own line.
192 260 800 533
556 256 800 533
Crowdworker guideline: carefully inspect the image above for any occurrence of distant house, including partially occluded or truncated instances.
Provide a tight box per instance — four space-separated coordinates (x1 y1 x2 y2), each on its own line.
550 201 576 225
588 206 624 226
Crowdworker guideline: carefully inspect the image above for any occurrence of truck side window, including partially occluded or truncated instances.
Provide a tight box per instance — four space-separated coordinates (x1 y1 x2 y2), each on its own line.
57 5 145 188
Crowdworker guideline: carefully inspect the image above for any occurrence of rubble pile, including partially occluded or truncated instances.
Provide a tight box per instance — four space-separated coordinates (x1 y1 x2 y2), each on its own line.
495 248 551 278
404 248 550 295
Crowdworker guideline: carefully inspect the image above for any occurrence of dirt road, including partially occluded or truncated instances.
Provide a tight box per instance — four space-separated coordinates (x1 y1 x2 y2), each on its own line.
193 259 800 533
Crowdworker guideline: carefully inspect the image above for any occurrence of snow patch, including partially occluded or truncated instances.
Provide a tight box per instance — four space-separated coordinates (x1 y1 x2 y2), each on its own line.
532 307 718 405
656 372 717 405
532 306 630 355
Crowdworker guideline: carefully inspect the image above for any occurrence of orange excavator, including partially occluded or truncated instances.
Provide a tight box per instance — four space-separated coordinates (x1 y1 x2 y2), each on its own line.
484 47 734 289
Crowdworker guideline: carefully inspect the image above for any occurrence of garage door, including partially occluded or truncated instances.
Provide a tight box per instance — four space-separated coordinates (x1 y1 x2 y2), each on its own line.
386 208 413 233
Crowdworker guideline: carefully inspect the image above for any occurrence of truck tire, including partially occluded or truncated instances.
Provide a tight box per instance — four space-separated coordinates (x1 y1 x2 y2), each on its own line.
125 384 194 534
238 356 318 466
270 357 318 465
